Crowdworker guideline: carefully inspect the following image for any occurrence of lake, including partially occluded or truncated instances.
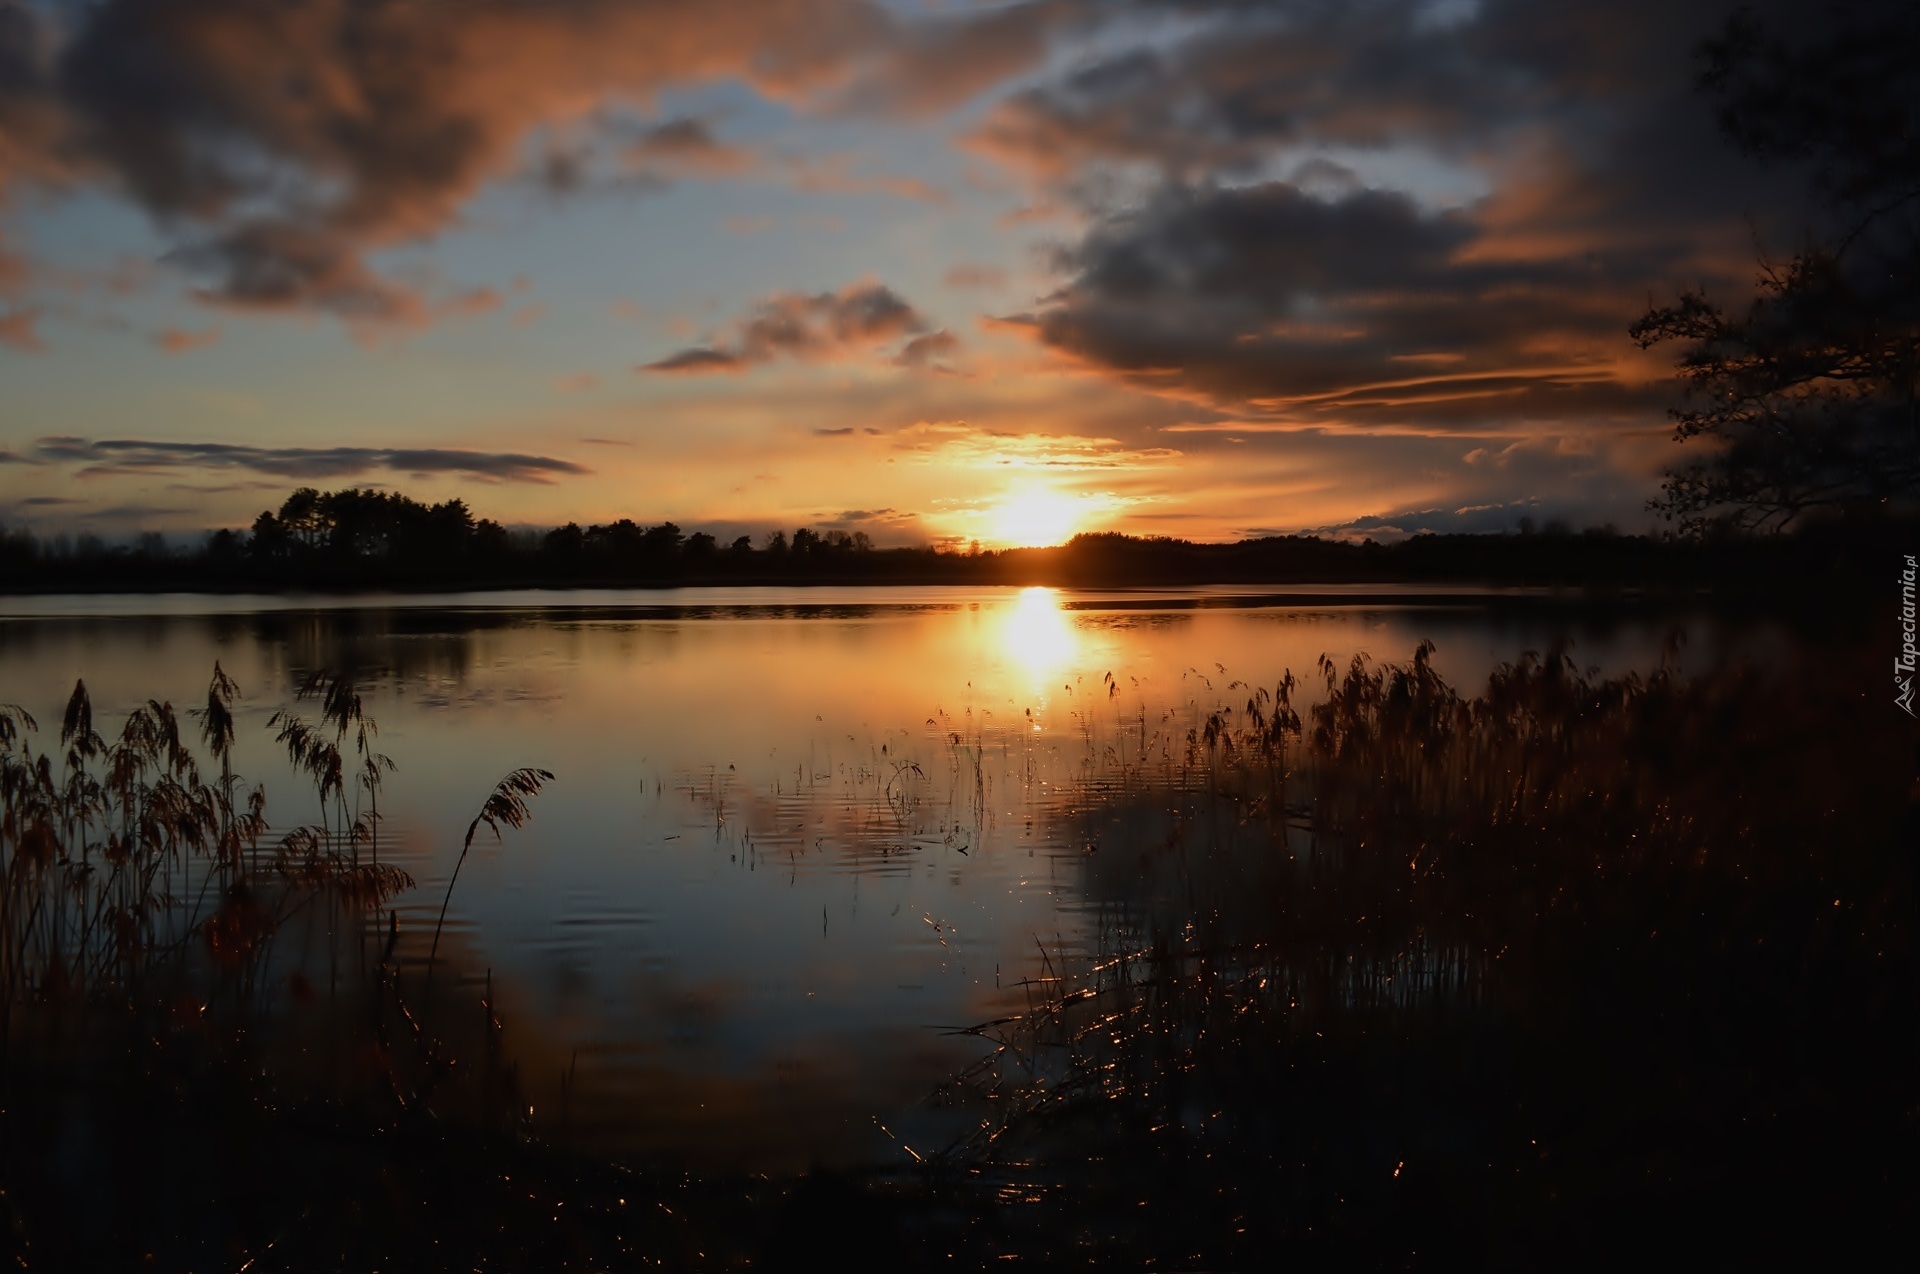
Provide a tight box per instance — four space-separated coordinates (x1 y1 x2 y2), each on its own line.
0 585 1776 1171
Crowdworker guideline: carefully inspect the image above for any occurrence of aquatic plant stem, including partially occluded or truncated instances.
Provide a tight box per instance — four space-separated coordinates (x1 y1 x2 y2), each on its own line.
424 768 552 1013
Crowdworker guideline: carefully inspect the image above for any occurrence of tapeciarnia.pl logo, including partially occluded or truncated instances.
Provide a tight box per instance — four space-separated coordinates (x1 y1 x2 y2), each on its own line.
1899 554 1917 717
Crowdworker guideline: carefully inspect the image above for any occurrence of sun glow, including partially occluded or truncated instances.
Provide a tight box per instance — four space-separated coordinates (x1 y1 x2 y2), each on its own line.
984 486 1087 548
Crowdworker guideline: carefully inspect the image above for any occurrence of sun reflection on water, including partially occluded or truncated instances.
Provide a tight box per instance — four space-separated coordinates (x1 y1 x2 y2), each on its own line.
1000 587 1078 690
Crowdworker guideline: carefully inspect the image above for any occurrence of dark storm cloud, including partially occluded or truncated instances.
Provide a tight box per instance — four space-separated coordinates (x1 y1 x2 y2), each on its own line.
984 0 1847 432
27 437 589 483
0 0 1086 325
973 0 1796 188
827 0 1095 117
1014 180 1664 427
970 0 1567 177
642 283 936 374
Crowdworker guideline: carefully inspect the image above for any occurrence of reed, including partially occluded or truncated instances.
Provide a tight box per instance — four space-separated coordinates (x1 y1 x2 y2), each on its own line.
0 664 558 1268
933 638 1912 1262
0 637 1906 1268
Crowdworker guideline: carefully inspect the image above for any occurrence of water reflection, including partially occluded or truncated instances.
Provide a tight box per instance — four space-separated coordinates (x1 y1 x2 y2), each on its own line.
0 586 1783 1169
1000 587 1077 689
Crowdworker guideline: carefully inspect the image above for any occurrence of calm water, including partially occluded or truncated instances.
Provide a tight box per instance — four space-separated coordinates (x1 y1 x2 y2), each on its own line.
0 586 1761 1169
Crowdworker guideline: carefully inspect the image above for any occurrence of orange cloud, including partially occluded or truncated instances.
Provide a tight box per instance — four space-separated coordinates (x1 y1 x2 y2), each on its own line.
0 307 42 352
625 118 758 177
944 264 1008 289
783 153 949 203
153 325 221 353
5 0 1065 330
642 282 942 374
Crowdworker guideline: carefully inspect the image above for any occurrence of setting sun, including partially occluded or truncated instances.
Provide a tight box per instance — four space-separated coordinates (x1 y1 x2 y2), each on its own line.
986 487 1086 548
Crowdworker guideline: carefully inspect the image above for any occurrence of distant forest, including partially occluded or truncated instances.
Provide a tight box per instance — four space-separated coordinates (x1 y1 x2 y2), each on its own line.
0 485 1896 595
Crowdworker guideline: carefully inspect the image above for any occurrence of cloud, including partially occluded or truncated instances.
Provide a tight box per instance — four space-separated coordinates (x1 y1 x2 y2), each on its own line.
645 347 746 375
810 505 929 543
641 282 937 373
587 123 951 203
1276 430 1665 537
35 0 898 322
24 437 589 484
625 117 756 177
944 264 1008 289
824 507 909 524
958 0 1831 445
163 480 283 495
167 221 431 324
965 1 1542 181
0 305 39 350
894 329 961 368
1305 497 1633 540
826 0 1095 117
153 325 221 353
1011 178 1672 430
0 0 1088 328
891 420 1180 472
783 153 949 203
78 504 192 522
0 237 29 296
966 0 1788 191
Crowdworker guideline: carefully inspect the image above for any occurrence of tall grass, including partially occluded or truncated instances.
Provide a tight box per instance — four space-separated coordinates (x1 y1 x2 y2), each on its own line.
936 639 1912 1261
0 665 553 1268
0 667 416 1034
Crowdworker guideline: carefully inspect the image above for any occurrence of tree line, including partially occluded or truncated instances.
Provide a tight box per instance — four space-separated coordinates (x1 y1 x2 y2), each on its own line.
0 483 1893 597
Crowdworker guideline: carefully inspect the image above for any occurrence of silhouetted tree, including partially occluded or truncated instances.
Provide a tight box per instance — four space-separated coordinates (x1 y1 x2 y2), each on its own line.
637 521 682 559
1633 1 1920 533
204 527 243 566
249 509 291 562
472 518 509 558
543 522 585 560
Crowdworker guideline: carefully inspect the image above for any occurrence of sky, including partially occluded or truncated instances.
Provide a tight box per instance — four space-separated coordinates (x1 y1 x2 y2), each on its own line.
0 0 1825 547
